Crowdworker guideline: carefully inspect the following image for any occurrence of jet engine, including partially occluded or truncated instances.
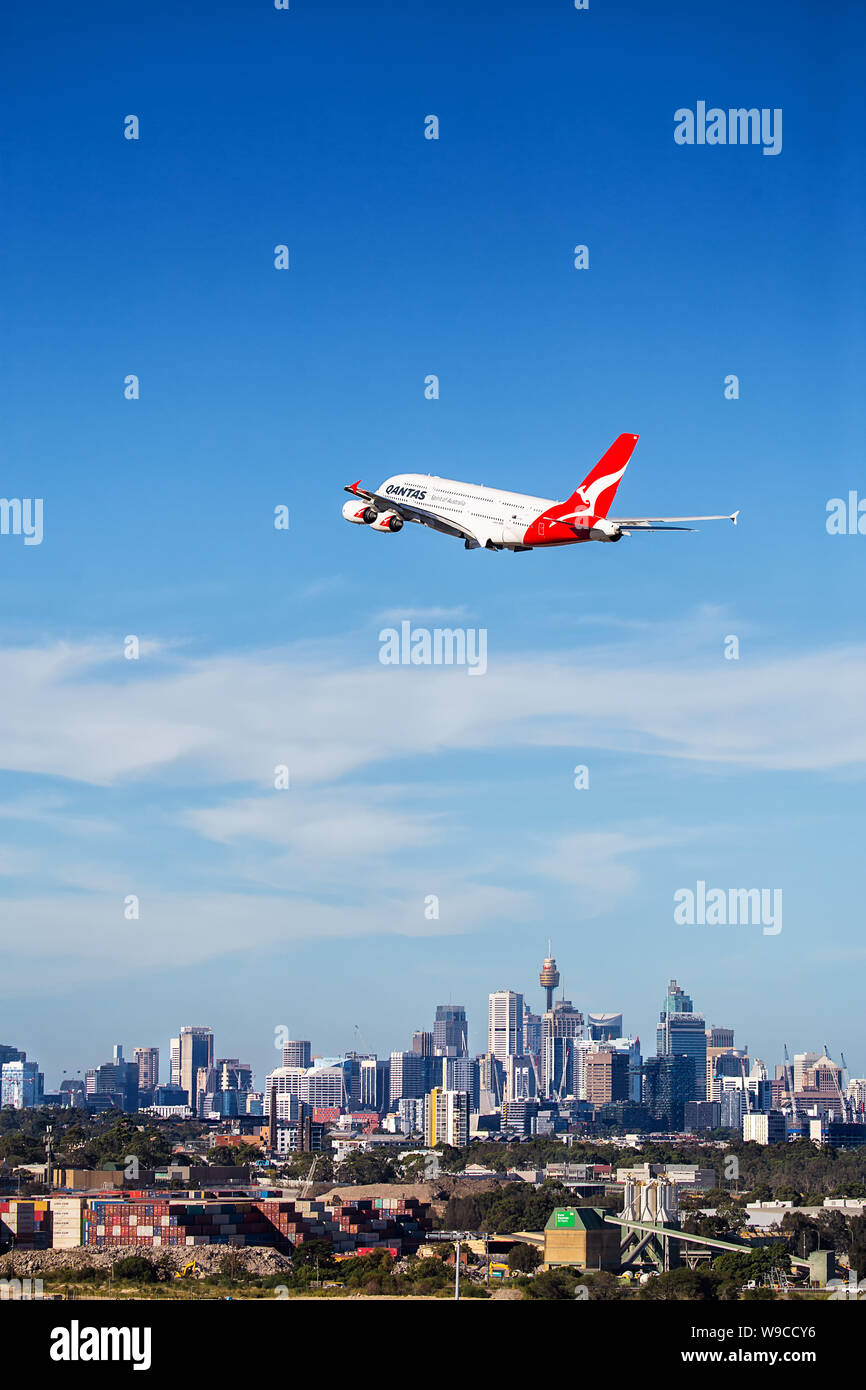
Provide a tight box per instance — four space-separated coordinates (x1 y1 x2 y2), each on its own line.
342 499 379 525
369 509 403 533
588 519 623 542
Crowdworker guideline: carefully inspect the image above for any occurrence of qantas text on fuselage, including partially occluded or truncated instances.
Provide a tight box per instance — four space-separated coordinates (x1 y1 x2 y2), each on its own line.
342 434 738 552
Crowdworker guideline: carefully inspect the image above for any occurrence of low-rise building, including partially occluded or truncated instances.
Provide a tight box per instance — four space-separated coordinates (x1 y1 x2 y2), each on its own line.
543 1207 620 1271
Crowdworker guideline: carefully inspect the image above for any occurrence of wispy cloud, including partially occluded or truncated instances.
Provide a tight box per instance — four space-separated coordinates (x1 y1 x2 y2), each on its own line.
0 636 863 787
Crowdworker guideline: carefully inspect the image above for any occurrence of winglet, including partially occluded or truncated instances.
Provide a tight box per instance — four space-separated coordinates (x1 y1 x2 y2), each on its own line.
731 510 739 526
349 480 361 495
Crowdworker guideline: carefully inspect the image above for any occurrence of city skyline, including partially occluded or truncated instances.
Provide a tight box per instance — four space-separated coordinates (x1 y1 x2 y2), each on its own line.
1 2 864 1104
7 963 858 1098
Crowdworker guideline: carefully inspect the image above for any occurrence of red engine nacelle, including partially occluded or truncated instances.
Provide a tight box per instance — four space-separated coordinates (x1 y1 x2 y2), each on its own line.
368 509 403 533
342 499 379 526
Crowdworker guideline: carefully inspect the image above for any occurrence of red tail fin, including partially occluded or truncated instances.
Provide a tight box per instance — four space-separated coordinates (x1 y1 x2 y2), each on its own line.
566 433 639 517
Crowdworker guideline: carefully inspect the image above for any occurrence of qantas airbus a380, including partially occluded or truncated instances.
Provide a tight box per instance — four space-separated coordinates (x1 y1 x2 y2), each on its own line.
342 433 738 552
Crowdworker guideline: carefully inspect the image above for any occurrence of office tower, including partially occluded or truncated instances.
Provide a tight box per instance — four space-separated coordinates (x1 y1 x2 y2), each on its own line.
425 1088 469 1148
263 1066 307 1114
799 1055 843 1100
793 1052 823 1091
656 978 693 1057
59 1078 86 1107
169 1038 181 1086
523 1004 542 1057
0 1059 42 1109
543 1034 575 1101
660 978 693 1018
282 1040 312 1069
359 1057 390 1112
179 1026 214 1110
412 1031 434 1056
197 1058 253 1118
642 1055 693 1131
133 1047 159 1091
477 1053 504 1108
656 981 706 1101
503 1098 538 1136
488 991 524 1063
684 1099 722 1131
441 1056 480 1111
94 1046 139 1112
389 1051 428 1106
743 1111 787 1144
574 1035 640 1101
705 1026 736 1097
505 1054 537 1103
720 1076 749 1129
433 1005 468 1057
0 1044 25 1065
708 1050 749 1102
541 998 583 1099
588 1013 623 1042
300 1059 352 1109
585 1050 630 1106
539 948 560 1013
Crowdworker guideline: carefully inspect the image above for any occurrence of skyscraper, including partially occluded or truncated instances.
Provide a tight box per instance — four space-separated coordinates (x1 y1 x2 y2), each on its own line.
656 980 693 1055
705 1026 737 1098
523 1003 542 1057
0 1059 42 1109
169 1038 181 1087
179 1026 213 1111
488 991 524 1063
541 998 583 1099
133 1047 159 1091
588 1013 623 1042
389 1050 428 1106
282 1040 312 1069
359 1057 390 1112
505 1054 537 1103
424 1088 469 1148
643 1055 693 1131
585 1050 630 1106
433 1005 468 1057
94 1046 139 1113
656 981 706 1101
440 1056 479 1110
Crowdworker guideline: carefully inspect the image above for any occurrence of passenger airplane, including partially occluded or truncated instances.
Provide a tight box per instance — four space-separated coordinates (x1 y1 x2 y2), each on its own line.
342 433 738 551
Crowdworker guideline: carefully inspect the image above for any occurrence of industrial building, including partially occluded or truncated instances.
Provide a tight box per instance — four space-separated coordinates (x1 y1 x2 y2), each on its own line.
542 1207 621 1271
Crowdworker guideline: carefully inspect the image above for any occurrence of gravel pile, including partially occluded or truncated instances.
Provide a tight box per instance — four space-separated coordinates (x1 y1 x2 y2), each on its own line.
0 1245 293 1278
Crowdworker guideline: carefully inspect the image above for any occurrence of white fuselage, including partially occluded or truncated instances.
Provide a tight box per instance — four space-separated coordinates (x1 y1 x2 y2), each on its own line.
378 473 557 549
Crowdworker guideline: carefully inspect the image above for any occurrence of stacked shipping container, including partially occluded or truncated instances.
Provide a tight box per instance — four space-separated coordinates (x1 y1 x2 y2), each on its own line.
79 1195 432 1255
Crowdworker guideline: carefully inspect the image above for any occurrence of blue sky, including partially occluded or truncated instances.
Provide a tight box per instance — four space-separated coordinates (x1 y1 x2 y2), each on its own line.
1 0 864 1090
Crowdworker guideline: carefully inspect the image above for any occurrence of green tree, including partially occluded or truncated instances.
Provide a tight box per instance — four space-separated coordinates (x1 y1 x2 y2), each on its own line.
639 1268 723 1301
575 1270 622 1300
334 1150 397 1185
112 1255 157 1284
525 1267 581 1300
713 1246 789 1285
292 1238 335 1272
507 1243 541 1273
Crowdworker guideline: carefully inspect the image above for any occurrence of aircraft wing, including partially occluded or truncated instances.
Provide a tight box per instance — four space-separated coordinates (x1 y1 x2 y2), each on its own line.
343 482 473 542
608 510 739 531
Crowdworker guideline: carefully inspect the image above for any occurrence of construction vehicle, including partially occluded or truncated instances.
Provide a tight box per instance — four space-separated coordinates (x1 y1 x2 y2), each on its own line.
173 1259 197 1279
298 1155 319 1199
